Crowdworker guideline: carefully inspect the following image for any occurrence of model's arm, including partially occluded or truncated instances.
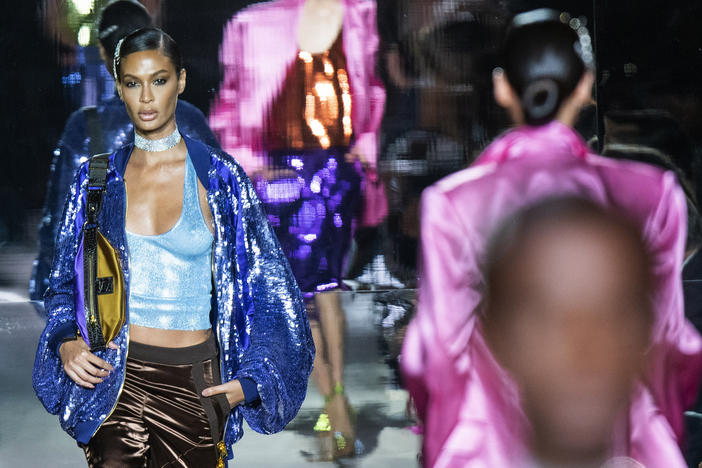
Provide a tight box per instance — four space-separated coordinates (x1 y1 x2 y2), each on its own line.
209 16 242 148
209 17 263 174
30 112 87 301
33 163 88 413
349 1 386 170
401 186 479 421
225 164 315 433
641 170 702 440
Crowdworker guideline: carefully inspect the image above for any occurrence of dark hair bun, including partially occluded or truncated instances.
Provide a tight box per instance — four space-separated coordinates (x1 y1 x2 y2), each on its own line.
502 9 590 126
97 1 152 61
521 78 560 126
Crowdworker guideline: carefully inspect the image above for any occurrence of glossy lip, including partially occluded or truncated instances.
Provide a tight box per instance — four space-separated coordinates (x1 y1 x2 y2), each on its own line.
138 109 158 122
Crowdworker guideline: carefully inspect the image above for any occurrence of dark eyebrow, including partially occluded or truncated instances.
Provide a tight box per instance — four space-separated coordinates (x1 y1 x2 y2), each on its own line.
122 69 170 81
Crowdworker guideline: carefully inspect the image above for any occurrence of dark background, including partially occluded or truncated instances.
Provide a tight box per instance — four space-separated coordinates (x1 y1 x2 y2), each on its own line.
2 0 702 268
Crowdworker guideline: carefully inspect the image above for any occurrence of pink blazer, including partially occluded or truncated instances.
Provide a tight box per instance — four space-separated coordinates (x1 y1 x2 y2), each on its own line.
402 121 702 467
209 0 387 220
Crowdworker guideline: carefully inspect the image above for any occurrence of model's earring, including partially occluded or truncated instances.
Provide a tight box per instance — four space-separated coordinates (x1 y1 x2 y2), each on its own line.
178 69 187 94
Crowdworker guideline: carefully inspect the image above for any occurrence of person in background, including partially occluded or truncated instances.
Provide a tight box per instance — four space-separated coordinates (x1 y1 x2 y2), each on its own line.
482 197 653 468
401 9 702 467
30 0 219 302
33 27 313 466
209 0 385 458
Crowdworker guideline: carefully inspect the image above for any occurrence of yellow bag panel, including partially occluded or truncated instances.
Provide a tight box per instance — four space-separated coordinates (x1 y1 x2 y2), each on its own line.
96 232 126 343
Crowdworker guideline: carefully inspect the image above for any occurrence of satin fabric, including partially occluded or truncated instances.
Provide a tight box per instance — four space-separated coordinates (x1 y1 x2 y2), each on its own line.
401 121 702 467
84 337 229 467
208 0 387 226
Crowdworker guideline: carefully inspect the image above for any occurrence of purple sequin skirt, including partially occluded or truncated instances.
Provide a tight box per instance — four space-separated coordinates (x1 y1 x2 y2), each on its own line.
255 147 361 296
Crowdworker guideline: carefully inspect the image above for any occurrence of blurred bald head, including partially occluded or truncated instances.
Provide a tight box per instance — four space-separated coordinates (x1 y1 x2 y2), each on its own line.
482 196 653 466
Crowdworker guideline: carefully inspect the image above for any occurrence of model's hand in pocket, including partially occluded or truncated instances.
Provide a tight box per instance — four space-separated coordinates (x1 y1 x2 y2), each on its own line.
202 379 244 407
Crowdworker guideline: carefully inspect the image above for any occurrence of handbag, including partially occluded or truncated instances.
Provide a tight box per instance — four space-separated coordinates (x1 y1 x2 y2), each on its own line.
79 153 126 351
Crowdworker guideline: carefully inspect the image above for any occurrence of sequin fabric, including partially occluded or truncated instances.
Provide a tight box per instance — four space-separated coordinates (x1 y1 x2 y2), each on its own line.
33 135 315 461
256 149 361 296
265 32 352 151
30 94 220 301
258 33 361 295
127 152 213 330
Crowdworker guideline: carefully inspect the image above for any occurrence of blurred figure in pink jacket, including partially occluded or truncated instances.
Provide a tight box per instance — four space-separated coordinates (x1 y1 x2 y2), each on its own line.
209 0 386 225
210 0 386 459
401 9 702 467
483 196 655 468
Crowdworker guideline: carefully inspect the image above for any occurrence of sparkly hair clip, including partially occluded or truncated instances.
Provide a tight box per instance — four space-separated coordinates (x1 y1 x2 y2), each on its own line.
113 37 125 80
560 12 595 68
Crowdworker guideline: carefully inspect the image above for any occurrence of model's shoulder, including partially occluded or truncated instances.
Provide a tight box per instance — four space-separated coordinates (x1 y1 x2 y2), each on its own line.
67 155 94 189
206 146 247 176
206 150 260 205
211 147 238 166
352 0 377 14
430 163 500 196
95 94 122 111
57 108 92 153
61 105 96 134
586 151 669 183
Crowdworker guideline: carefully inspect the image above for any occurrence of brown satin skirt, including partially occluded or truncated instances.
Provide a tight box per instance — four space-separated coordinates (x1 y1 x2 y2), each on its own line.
84 335 231 468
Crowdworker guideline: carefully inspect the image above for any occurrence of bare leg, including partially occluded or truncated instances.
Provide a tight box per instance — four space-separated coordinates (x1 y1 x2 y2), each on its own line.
315 291 345 387
309 310 337 460
315 291 354 457
309 319 332 398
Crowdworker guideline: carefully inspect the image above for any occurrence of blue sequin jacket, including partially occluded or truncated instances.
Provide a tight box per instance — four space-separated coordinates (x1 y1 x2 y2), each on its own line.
32 135 315 459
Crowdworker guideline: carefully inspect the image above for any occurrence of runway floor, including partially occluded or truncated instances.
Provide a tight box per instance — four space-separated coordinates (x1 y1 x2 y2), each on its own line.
0 245 420 467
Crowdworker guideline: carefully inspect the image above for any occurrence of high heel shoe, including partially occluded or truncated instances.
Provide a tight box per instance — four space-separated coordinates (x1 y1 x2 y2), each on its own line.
326 385 356 459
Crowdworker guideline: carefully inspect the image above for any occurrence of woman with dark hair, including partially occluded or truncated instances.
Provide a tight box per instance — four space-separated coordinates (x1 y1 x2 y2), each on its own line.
33 27 314 467
30 0 220 302
493 9 592 128
401 9 702 467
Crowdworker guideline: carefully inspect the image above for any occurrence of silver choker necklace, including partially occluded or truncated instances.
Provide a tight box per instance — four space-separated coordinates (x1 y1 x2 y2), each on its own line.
134 126 181 152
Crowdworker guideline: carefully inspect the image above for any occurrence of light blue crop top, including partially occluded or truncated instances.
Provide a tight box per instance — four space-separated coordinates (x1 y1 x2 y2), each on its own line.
126 152 213 330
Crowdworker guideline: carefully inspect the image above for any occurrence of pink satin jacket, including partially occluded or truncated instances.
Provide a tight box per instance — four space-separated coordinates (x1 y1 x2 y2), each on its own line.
209 0 387 224
402 121 702 467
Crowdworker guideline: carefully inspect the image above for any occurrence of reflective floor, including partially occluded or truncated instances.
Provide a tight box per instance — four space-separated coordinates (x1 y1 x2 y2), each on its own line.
0 245 419 467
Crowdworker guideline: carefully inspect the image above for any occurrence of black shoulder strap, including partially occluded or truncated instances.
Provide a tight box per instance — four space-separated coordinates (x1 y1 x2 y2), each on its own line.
84 153 110 351
88 153 110 186
84 106 105 156
86 153 110 224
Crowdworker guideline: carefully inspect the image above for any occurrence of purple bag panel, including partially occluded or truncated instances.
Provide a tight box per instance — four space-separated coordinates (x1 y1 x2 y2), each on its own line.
73 234 89 346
